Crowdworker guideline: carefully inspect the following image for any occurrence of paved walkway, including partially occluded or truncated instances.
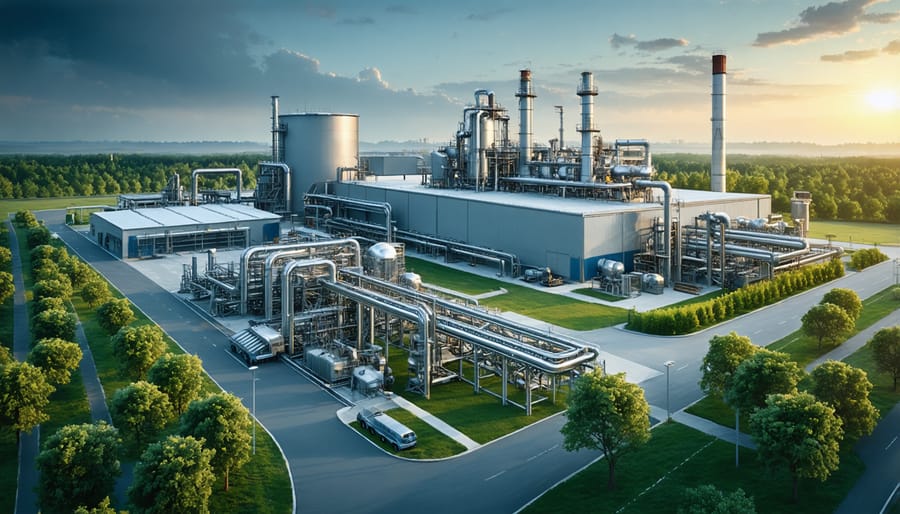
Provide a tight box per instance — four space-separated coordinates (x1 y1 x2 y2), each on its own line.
648 405 757 449
74 321 112 423
8 220 40 514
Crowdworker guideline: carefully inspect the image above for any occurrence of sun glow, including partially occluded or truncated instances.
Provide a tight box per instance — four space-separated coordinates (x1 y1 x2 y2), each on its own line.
866 89 898 112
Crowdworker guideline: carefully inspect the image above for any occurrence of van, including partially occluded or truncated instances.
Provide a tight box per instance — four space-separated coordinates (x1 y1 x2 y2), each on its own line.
356 407 417 451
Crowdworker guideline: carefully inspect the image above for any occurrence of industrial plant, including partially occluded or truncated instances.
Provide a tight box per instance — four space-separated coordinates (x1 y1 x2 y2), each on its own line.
88 55 840 408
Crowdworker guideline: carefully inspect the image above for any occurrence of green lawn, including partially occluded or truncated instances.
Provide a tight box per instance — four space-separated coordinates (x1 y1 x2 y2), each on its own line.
42 369 92 439
807 220 900 247
350 408 467 459
571 287 626 302
0 196 117 221
525 421 864 514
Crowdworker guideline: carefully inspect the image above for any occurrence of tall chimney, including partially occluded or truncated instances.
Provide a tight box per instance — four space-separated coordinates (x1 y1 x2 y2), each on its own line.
577 72 599 182
711 55 726 192
515 70 536 176
271 95 280 162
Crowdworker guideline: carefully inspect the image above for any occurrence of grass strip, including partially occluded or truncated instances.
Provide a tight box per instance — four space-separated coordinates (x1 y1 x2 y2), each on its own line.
350 407 467 459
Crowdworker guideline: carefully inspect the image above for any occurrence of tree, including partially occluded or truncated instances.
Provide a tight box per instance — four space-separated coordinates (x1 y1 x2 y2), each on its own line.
870 326 900 391
0 345 12 367
33 277 73 302
33 296 67 315
148 353 203 415
750 393 843 502
81 278 111 308
0 271 12 304
801 303 854 351
62 258 96 289
0 246 10 269
850 248 888 270
32 308 77 342
0 361 55 433
180 392 252 491
96 298 135 335
810 360 877 440
109 381 173 445
821 288 862 321
112 325 166 380
678 484 756 514
725 349 803 412
73 497 118 514
699 332 758 398
128 435 215 514
561 371 650 489
37 422 121 514
27 225 51 248
28 338 83 386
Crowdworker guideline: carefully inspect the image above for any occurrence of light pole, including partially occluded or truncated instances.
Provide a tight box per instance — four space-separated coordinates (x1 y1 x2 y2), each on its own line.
248 365 258 455
664 361 675 421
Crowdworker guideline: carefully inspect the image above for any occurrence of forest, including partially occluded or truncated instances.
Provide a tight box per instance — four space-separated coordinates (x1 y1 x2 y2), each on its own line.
1 153 899 223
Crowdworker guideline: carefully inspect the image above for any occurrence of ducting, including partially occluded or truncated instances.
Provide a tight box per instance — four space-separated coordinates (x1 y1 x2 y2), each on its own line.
634 180 673 286
711 54 726 192
191 168 242 205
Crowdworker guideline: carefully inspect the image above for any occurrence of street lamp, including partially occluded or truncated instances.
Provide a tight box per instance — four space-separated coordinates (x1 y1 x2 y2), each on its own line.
664 361 675 421
248 365 258 455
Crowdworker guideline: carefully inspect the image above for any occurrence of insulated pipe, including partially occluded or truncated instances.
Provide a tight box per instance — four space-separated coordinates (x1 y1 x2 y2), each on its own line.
502 176 632 189
577 72 599 183
263 238 361 319
240 241 338 315
260 162 291 213
305 194 393 243
191 168 242 205
515 70 535 177
711 54 726 192
468 111 489 189
718 229 808 250
395 228 519 276
635 180 673 287
614 139 652 171
281 259 336 355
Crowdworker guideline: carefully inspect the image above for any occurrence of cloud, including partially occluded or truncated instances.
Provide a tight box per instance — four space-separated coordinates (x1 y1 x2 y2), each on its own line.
753 0 897 47
821 48 881 61
465 8 513 21
339 16 375 25
609 33 688 52
357 67 389 88
385 4 417 14
884 39 900 54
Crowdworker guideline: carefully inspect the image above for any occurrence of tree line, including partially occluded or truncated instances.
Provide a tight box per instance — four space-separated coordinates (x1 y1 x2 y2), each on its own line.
0 153 265 199
654 154 900 223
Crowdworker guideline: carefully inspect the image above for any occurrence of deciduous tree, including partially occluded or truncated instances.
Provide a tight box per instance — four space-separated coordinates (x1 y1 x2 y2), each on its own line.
28 338 83 386
725 349 803 412
678 484 756 514
34 277 73 302
37 422 121 514
750 392 843 502
96 298 134 335
820 288 862 321
80 278 111 308
148 353 203 415
699 332 758 398
109 381 173 446
870 326 900 391
561 371 650 489
180 392 252 491
810 360 877 439
0 361 55 433
32 308 77 342
128 435 215 514
112 325 166 380
801 303 854 351
0 271 12 304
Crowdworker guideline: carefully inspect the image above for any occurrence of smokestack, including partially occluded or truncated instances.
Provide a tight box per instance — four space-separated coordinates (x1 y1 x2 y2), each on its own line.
711 55 726 192
271 95 280 162
577 72 599 182
515 70 536 176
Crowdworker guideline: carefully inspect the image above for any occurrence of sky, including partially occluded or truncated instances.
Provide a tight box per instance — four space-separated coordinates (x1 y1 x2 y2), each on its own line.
0 0 898 146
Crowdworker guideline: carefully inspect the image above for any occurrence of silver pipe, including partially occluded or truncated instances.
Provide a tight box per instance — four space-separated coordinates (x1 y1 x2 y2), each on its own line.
191 168 242 205
241 241 337 315
260 162 291 213
395 228 518 276
577 72 598 183
503 176 632 189
515 70 535 177
305 194 393 243
634 180 673 286
711 54 726 192
281 259 336 355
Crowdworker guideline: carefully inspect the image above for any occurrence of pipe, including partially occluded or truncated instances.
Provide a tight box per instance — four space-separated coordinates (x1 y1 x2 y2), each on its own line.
191 168 242 205
260 162 291 213
271 96 280 162
305 194 393 243
711 54 726 192
614 139 652 172
515 70 535 177
395 228 519 276
502 176 632 189
240 241 340 315
281 259 336 355
263 238 361 319
577 72 599 183
635 180 673 287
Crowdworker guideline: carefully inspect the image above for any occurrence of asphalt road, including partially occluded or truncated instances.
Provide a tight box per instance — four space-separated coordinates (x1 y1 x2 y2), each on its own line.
44 208 900 513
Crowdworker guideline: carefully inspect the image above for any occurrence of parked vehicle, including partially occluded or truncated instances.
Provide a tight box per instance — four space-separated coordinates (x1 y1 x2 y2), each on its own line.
356 407 417 451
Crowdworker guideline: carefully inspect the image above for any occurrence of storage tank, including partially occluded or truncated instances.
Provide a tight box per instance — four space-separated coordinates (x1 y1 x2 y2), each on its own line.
642 273 664 294
596 258 624 280
364 242 398 281
280 113 359 214
791 191 812 237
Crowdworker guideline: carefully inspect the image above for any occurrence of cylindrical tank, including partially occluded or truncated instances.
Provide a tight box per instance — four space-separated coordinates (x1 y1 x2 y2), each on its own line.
642 273 664 294
597 258 624 280
400 272 422 290
364 242 398 281
430 151 448 182
791 191 812 237
280 113 359 214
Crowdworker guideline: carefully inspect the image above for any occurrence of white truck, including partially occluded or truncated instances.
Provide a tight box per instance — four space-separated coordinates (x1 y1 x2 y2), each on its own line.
356 407 417 451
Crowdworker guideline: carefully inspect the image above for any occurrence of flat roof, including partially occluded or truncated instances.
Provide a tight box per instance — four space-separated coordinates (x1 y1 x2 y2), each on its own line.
92 204 280 231
343 177 768 216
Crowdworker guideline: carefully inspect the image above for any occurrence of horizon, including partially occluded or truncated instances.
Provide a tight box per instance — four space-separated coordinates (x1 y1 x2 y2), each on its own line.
1 0 898 146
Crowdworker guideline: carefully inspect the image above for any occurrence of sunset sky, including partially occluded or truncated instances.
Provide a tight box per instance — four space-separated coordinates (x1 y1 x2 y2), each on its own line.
1 0 898 145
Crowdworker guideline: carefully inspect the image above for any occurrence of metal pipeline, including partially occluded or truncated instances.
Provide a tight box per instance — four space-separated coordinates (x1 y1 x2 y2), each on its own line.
281 259 336 355
305 194 393 243
614 139 652 171
396 228 519 276
191 168 242 205
260 162 291 213
263 238 361 320
634 180 673 286
717 229 808 250
502 176 633 190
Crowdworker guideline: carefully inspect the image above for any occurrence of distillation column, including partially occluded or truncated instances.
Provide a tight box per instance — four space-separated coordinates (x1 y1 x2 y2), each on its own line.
577 72 599 183
515 70 536 177
711 54 726 193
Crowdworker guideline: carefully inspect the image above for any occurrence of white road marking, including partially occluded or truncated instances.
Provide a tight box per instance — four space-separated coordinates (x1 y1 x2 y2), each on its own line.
753 330 762 335
886 436 898 451
485 470 506 481
526 444 559 462
677 364 689 371
778 320 786 325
